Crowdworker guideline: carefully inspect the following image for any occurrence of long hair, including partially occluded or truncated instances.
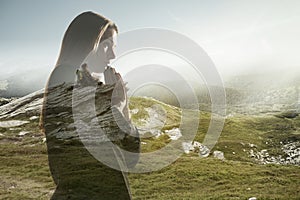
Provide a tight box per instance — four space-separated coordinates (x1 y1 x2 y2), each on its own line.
40 11 117 130
55 11 116 68
40 12 134 199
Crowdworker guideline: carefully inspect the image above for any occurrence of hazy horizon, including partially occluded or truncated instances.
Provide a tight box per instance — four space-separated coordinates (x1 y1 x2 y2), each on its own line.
1 0 300 95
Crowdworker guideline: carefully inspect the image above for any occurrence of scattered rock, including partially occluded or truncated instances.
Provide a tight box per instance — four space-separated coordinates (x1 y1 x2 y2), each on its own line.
130 108 139 115
29 116 39 120
213 151 225 160
199 144 210 157
9 127 21 131
0 120 29 128
182 141 194 154
282 142 300 165
165 128 182 140
18 131 30 136
135 105 166 136
182 141 210 157
249 142 300 165
249 143 257 148
9 185 16 189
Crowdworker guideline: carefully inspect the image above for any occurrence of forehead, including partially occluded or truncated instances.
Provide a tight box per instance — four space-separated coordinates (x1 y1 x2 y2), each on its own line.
101 28 117 44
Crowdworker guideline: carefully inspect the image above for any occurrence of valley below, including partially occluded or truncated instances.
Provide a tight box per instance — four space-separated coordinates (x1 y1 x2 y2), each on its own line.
0 79 299 199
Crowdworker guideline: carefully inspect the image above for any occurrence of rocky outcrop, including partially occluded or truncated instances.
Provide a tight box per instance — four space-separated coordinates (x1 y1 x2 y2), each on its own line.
41 81 140 199
0 98 11 106
249 141 300 165
133 104 166 136
0 89 44 119
1 83 299 167
182 141 210 157
41 82 140 151
0 120 29 128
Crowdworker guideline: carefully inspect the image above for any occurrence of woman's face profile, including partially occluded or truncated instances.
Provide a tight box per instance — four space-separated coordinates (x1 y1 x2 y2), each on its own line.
86 28 117 73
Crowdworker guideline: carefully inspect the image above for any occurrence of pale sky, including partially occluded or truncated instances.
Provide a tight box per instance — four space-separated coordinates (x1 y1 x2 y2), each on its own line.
1 0 300 83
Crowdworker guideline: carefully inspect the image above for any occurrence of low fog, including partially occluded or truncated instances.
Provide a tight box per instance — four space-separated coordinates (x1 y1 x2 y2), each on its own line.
1 1 300 101
0 54 299 101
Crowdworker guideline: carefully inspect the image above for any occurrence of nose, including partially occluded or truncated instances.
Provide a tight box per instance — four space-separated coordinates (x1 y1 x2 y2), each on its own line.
107 48 116 61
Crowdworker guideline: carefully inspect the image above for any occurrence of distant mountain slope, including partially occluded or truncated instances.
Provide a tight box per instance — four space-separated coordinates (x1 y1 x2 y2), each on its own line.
0 85 299 199
0 67 50 98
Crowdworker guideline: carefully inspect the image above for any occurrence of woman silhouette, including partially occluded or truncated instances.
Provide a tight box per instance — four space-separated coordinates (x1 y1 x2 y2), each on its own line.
41 11 139 200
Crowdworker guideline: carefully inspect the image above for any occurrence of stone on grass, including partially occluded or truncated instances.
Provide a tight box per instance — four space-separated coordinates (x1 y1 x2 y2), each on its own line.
213 150 225 160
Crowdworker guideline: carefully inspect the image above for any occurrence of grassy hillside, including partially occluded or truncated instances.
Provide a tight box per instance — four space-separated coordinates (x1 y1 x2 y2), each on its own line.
0 97 299 199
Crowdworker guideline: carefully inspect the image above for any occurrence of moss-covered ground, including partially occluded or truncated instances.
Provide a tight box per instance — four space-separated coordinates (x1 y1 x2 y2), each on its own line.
0 97 299 199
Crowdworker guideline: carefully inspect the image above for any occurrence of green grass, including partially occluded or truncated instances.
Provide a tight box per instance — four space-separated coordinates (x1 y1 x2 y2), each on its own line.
128 157 300 200
129 96 181 128
0 97 299 199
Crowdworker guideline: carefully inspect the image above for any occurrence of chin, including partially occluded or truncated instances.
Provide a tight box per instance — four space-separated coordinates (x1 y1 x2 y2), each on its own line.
89 63 106 73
